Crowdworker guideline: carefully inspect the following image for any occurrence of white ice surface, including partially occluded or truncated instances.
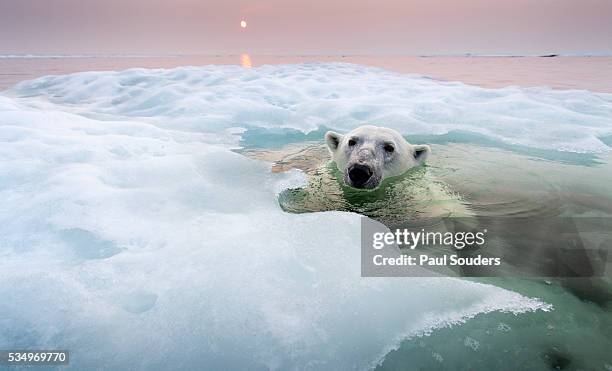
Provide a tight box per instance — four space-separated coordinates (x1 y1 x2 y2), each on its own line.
8 63 612 153
0 64 568 370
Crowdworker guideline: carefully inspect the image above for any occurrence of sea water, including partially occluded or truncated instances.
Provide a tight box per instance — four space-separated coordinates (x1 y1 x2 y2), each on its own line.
239 118 612 370
1 62 611 370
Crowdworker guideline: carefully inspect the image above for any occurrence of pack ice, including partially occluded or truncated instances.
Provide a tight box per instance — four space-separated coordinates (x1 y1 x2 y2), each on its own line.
3 62 605 369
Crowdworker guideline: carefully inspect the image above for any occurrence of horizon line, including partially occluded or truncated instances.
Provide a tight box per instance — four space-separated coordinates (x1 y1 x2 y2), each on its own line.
2 51 612 59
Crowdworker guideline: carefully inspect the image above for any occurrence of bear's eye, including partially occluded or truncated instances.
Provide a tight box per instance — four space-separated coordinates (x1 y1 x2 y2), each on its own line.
384 144 395 153
348 139 357 147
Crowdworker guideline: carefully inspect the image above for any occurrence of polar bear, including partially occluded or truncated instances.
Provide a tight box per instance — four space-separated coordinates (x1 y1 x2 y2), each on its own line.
325 125 431 189
240 124 468 227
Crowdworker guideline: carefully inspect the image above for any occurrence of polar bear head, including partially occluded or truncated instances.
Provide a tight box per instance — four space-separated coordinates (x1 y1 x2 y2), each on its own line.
325 125 430 189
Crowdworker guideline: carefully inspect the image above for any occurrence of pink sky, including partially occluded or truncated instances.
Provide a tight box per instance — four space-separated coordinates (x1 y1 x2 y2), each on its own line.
1 0 611 55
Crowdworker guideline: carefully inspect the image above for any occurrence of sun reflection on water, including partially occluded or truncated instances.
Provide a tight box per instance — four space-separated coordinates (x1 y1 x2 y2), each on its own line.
241 54 252 68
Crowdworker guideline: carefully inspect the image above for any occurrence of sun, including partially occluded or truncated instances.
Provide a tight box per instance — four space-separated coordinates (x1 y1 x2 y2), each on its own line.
240 20 247 28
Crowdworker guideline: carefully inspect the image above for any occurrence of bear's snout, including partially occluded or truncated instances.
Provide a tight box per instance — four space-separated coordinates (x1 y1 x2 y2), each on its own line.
326 125 431 190
348 164 373 188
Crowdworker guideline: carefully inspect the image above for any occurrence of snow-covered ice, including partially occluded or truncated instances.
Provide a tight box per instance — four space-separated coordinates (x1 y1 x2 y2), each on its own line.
2 62 606 369
8 63 612 152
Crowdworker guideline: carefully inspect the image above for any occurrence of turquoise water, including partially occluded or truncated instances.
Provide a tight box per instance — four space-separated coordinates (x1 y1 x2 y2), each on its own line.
241 128 612 218
242 127 612 370
378 277 612 370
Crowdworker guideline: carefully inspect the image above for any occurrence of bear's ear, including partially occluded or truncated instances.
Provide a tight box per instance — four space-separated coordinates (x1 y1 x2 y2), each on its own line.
413 144 431 163
325 131 343 152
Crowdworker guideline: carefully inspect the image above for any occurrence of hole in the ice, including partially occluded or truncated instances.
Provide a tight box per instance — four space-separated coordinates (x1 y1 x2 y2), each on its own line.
239 126 599 228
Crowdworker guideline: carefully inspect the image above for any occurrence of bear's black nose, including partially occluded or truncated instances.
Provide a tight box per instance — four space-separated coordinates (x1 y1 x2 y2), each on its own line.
348 164 373 187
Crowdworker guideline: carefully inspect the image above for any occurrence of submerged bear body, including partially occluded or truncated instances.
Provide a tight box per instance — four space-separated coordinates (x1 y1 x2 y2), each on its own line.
278 155 465 228
241 126 469 227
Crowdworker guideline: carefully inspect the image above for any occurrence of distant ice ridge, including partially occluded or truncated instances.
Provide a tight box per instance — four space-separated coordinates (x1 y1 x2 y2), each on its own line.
0 64 556 370
7 63 612 153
